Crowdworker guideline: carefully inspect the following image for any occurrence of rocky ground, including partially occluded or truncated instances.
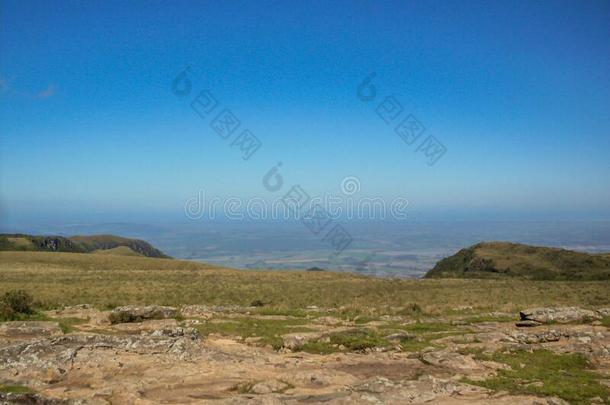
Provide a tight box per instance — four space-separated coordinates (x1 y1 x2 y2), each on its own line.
1 305 609 404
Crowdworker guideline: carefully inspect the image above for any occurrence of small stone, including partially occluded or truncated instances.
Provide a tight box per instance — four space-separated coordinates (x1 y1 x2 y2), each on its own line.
250 380 289 394
515 320 541 327
384 331 416 343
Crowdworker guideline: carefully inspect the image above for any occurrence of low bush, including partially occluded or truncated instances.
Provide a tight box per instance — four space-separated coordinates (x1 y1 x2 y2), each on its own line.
0 290 34 321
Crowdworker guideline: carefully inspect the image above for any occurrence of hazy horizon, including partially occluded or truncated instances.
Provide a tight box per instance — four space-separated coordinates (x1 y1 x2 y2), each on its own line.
3 218 610 278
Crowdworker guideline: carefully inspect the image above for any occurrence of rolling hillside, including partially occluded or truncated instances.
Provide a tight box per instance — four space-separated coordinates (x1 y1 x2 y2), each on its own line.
0 234 169 258
425 242 610 280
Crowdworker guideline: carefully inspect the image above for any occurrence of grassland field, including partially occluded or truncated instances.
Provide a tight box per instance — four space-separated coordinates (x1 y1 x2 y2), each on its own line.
1 251 609 314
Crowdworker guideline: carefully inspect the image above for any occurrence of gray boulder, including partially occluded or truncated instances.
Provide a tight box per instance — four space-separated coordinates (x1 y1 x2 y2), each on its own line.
108 305 177 324
384 330 416 343
519 307 601 324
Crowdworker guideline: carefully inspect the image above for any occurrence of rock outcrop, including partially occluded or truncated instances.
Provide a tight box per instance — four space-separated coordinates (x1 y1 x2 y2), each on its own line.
108 305 178 324
519 307 602 324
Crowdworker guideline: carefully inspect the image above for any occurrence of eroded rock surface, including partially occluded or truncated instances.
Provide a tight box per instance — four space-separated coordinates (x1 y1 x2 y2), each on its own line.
0 321 63 340
108 305 177 324
519 307 602 324
0 305 608 404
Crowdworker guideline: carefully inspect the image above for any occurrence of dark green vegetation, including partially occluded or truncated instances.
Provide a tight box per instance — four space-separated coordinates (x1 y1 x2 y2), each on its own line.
0 289 88 332
463 349 610 404
0 290 34 321
300 329 392 354
0 234 169 258
0 384 34 394
425 242 610 280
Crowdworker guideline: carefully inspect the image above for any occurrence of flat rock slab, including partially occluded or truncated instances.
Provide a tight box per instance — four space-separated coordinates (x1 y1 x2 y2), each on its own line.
520 307 601 324
516 320 542 327
0 321 63 339
109 305 177 324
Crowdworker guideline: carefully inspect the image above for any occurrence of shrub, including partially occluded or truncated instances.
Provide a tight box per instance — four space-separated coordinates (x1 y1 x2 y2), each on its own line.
2 290 34 315
0 302 16 321
250 299 265 307
398 303 423 316
108 311 138 324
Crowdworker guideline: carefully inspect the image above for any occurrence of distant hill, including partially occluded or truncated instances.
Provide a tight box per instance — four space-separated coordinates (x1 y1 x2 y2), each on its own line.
425 242 610 281
0 234 170 258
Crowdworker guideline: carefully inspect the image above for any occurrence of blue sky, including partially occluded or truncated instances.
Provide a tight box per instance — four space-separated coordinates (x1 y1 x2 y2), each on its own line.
1 0 609 225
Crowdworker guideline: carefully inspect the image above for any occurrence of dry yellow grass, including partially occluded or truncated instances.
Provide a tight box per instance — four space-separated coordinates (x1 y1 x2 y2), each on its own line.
1 251 609 313
93 246 143 256
5 237 34 249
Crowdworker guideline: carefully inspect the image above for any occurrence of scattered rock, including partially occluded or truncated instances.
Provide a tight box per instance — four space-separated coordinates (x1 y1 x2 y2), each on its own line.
384 330 416 343
282 332 323 350
112 318 178 333
510 329 570 344
313 316 343 326
421 350 482 371
597 308 610 317
147 326 199 340
108 305 177 324
352 376 395 393
0 332 201 375
0 304 608 404
515 320 542 327
453 305 474 311
519 307 601 324
0 321 63 339
250 379 290 394
0 392 77 404
180 305 215 319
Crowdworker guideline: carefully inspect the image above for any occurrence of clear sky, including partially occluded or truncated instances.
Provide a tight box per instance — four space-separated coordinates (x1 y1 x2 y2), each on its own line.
1 0 609 225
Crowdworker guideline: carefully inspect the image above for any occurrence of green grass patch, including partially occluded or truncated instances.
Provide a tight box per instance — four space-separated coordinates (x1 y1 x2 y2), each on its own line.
299 329 391 354
300 340 339 354
462 314 516 323
53 317 88 333
195 317 312 350
0 311 48 322
464 349 610 404
252 307 309 318
0 384 34 394
328 329 389 351
379 320 454 334
394 303 425 317
353 315 380 325
399 338 437 352
601 316 610 328
376 321 471 352
0 311 88 334
397 330 472 352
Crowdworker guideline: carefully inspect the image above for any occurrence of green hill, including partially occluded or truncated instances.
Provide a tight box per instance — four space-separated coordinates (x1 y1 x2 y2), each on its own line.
425 242 610 281
0 234 169 258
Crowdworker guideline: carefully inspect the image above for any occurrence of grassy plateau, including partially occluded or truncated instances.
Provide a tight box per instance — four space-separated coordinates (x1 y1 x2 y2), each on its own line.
1 251 609 312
